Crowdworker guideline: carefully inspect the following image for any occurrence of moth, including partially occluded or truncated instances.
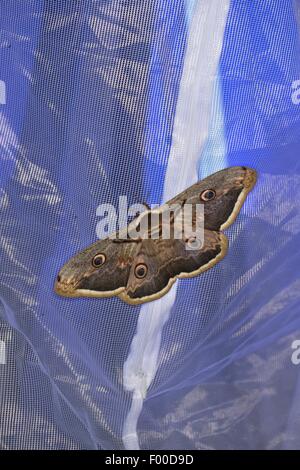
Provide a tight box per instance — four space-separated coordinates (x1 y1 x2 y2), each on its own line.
55 166 257 305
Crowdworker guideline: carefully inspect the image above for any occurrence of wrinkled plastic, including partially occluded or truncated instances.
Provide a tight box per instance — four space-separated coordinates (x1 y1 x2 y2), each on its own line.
1 0 300 450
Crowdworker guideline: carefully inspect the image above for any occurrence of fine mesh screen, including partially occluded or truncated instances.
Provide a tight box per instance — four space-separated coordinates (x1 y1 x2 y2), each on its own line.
0 0 300 450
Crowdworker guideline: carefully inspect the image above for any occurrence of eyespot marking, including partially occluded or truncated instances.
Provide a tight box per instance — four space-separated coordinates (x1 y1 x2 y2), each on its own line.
134 263 148 279
92 253 106 268
200 189 216 201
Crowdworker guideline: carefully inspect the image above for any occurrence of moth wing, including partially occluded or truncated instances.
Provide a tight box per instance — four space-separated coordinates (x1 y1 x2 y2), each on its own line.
119 230 228 305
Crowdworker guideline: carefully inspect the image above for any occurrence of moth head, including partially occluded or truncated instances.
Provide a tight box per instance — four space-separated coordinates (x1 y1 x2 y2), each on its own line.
55 238 137 298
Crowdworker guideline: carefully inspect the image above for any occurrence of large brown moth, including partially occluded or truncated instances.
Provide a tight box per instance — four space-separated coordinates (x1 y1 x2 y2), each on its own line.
55 166 257 305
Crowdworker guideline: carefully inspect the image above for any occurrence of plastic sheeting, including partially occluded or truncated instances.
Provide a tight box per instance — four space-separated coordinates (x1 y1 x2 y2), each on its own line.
1 0 300 450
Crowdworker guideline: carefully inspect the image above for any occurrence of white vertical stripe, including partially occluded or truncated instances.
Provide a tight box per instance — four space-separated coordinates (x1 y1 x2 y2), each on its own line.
198 75 228 178
0 340 6 364
293 0 300 31
0 80 6 105
122 0 230 450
